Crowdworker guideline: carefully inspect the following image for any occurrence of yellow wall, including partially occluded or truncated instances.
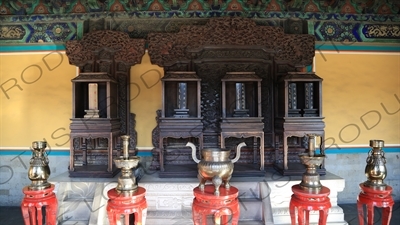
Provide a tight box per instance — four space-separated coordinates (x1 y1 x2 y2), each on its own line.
0 52 76 148
315 52 400 147
1 51 399 150
0 51 163 149
130 52 164 148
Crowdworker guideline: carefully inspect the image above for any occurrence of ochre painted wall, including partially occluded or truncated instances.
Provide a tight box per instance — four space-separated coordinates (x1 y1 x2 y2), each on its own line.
130 52 164 148
0 52 76 148
315 52 400 147
1 51 399 150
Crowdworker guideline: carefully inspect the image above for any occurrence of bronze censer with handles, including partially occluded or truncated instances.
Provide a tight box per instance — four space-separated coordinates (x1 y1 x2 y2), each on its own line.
187 142 246 196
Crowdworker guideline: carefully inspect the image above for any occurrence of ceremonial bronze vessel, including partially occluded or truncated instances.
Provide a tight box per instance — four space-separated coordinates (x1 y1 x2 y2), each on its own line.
28 141 51 190
299 135 325 190
364 140 387 188
114 135 140 193
187 142 246 196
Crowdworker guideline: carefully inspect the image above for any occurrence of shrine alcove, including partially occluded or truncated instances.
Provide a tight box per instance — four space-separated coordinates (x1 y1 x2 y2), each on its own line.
65 30 146 177
146 17 320 177
64 17 322 178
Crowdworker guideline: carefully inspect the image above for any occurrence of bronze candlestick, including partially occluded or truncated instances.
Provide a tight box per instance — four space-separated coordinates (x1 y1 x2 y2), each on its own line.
299 135 325 190
114 135 140 193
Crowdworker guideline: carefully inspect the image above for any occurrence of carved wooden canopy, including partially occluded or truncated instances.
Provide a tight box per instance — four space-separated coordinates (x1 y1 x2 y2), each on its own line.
65 30 146 69
65 18 315 70
147 17 315 68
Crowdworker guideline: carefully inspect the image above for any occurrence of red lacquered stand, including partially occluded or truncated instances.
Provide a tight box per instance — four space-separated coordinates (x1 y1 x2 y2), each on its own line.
289 184 331 225
106 187 147 225
20 184 58 225
192 185 240 225
357 183 394 225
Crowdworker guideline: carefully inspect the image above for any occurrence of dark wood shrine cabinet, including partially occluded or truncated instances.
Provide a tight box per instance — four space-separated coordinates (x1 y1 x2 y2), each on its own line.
220 72 265 172
65 30 146 177
69 72 121 177
274 72 325 175
157 71 203 177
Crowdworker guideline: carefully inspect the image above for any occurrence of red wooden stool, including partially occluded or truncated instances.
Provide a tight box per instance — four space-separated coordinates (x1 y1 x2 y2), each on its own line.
192 185 240 225
289 184 331 225
21 184 58 225
107 187 147 225
357 183 394 225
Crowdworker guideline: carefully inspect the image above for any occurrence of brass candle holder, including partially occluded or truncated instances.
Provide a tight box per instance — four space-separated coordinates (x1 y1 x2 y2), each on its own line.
364 140 387 188
114 135 140 193
299 134 325 191
28 141 51 190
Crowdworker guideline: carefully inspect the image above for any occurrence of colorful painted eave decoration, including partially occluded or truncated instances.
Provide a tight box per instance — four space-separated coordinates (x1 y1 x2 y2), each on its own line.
0 11 400 22
0 0 399 16
0 0 399 44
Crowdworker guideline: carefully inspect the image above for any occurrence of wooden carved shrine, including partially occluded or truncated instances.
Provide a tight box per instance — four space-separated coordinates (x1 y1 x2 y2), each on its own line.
63 17 324 177
147 17 323 177
157 71 203 176
65 30 145 177
274 72 325 175
220 72 265 172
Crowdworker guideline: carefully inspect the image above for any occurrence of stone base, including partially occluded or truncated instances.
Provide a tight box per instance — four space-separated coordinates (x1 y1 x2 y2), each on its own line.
84 109 99 118
50 169 347 225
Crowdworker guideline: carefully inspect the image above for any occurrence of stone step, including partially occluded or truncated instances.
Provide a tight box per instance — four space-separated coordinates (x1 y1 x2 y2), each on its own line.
231 180 262 199
239 222 265 225
238 198 263 221
276 223 347 225
57 199 94 223
145 210 265 225
50 171 347 225
57 221 88 225
272 206 346 225
54 181 106 225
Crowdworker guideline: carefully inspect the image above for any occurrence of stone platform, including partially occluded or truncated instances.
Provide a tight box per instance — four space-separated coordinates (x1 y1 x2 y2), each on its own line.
50 169 347 225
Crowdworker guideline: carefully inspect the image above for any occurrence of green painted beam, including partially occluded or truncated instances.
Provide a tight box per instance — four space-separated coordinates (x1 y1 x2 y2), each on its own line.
1 43 399 53
0 44 66 52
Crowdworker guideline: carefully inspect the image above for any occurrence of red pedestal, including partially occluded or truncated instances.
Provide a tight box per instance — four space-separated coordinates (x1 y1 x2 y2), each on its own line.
192 185 240 225
289 184 331 225
20 184 58 225
357 183 394 225
107 187 147 225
